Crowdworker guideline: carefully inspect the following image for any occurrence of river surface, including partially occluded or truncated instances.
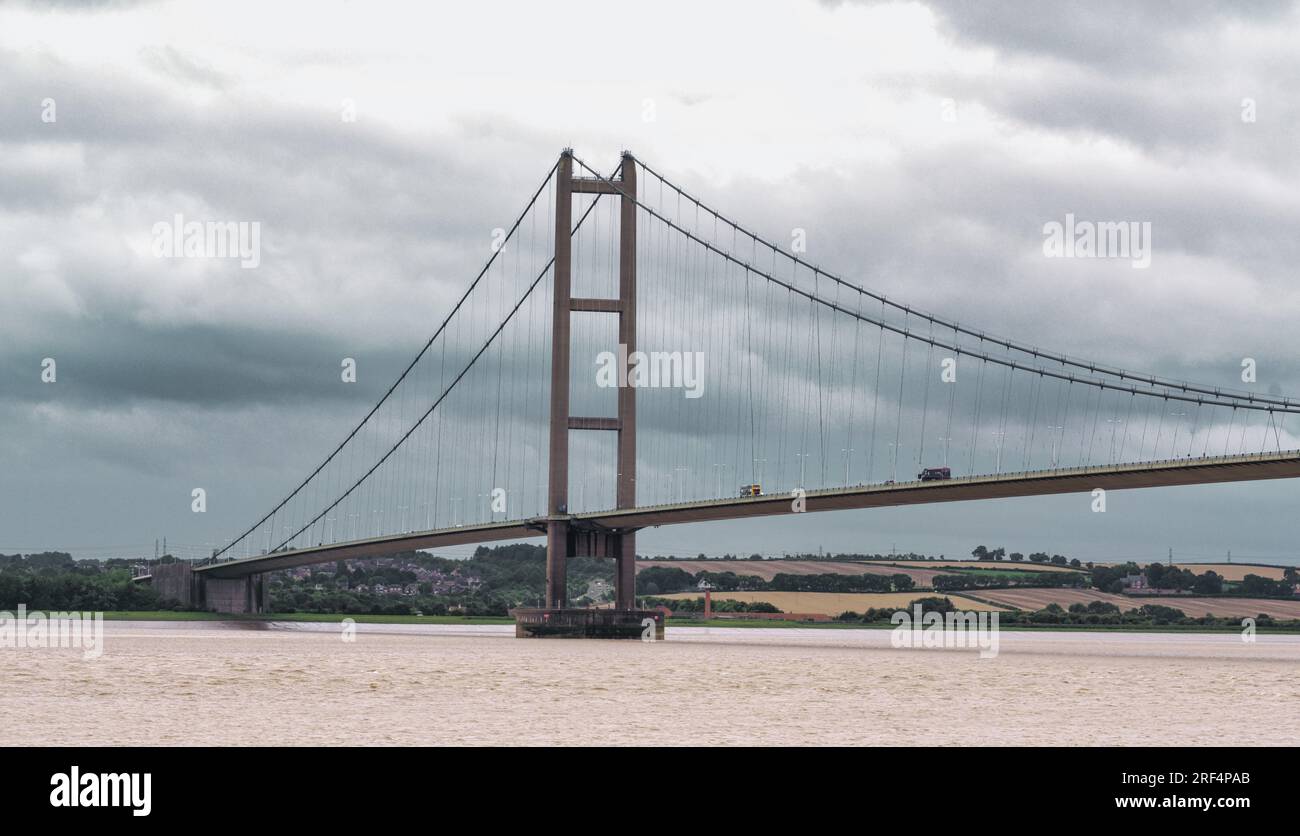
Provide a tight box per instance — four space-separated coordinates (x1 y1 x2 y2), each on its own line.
3 621 1297 746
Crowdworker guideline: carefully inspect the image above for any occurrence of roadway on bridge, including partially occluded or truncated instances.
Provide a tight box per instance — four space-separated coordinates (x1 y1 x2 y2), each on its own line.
194 449 1300 578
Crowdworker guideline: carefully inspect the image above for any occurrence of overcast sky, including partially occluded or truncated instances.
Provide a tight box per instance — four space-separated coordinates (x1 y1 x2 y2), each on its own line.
4 0 1300 565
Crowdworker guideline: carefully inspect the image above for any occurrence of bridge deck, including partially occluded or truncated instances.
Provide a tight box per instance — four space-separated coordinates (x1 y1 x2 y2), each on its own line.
195 450 1300 578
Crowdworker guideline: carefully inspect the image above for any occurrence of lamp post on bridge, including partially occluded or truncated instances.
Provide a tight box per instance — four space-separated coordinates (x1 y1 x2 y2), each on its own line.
1169 410 1187 457
1106 417 1125 462
991 430 1006 474
1046 424 1063 468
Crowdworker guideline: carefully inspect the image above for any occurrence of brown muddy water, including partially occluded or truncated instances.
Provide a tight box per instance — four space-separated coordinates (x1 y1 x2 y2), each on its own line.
2 621 1297 746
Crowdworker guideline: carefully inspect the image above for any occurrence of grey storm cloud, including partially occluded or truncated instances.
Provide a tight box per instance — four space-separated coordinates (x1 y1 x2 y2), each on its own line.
15 1 159 9
4 0 1300 564
842 0 1295 70
870 0 1300 165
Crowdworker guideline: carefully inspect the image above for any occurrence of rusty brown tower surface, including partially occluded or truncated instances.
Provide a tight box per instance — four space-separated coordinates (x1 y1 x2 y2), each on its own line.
546 150 639 609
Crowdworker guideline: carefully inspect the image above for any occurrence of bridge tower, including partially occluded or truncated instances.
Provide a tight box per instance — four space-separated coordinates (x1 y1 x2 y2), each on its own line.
545 149 640 613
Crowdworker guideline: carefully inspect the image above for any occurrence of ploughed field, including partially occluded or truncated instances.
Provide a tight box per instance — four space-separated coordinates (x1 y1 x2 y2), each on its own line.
659 590 1006 615
660 586 1300 620
875 560 1086 573
970 588 1300 620
1141 563 1287 582
641 559 1295 619
638 559 961 586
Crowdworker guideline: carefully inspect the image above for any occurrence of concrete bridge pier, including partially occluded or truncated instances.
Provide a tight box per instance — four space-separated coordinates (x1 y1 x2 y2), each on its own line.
560 525 639 607
203 574 269 614
146 562 268 614
519 524 660 638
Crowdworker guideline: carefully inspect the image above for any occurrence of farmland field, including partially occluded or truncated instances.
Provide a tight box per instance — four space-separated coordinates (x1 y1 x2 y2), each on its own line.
659 590 1006 615
1163 563 1288 582
970 588 1140 612
941 568 1066 580
1086 561 1288 581
873 560 1086 573
1136 597 1300 619
972 588 1300 619
636 559 945 585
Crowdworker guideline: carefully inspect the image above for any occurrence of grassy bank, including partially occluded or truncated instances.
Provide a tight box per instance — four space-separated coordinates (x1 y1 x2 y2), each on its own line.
100 610 514 625
269 612 516 625
102 610 231 621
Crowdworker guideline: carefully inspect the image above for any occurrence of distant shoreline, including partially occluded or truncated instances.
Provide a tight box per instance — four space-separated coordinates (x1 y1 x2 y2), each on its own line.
93 610 1300 634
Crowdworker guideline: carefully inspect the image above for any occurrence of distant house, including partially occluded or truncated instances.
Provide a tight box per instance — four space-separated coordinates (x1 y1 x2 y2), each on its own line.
1121 574 1147 590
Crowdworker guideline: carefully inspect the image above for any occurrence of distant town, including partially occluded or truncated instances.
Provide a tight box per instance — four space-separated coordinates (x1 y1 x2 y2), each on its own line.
2 545 1298 630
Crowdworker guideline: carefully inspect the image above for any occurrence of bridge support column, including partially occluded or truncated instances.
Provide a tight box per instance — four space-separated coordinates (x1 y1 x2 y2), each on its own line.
151 561 199 608
615 532 636 610
546 520 568 608
202 573 268 614
533 149 641 623
614 152 638 611
545 150 574 610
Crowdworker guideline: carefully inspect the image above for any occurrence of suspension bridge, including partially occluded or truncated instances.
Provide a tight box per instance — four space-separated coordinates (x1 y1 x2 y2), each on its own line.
144 150 1300 627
